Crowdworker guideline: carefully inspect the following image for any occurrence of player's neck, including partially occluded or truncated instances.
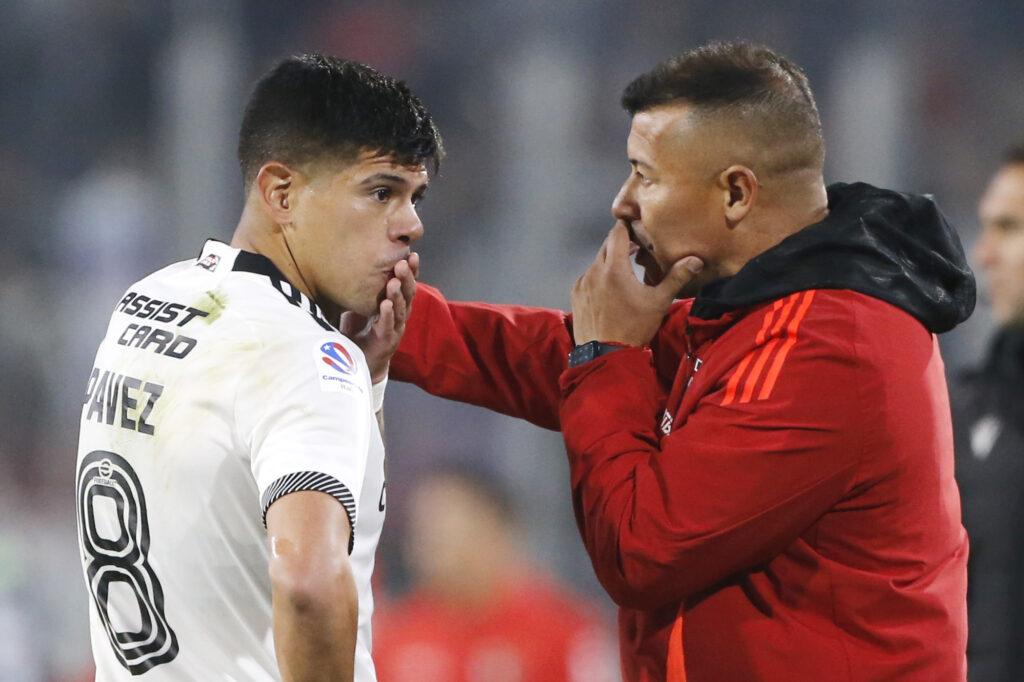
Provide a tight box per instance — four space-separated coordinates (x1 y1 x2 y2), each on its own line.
231 204 319 307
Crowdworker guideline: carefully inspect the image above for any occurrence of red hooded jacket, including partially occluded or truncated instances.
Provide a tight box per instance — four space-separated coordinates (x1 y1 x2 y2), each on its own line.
392 183 974 681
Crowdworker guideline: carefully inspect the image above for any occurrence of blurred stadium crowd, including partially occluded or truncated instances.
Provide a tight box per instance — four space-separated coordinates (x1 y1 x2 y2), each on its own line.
1 0 1023 679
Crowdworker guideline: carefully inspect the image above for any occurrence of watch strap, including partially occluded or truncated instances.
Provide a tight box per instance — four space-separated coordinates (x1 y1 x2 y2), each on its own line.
568 341 626 368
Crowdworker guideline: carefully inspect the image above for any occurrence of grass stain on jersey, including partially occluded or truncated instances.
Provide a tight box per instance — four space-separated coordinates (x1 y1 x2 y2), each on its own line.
195 290 229 324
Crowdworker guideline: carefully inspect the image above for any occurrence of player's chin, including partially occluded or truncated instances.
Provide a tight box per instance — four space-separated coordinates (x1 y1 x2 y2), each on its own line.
344 287 381 319
362 287 384 313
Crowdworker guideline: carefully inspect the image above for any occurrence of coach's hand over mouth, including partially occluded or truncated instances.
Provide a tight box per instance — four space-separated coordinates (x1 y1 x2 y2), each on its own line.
571 222 703 348
342 252 419 383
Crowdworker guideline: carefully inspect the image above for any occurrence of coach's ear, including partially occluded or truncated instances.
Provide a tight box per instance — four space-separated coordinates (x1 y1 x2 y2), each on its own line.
718 164 758 227
255 162 298 225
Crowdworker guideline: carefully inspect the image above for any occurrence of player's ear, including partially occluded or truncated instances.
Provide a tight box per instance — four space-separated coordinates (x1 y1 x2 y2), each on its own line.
718 165 758 227
255 162 298 225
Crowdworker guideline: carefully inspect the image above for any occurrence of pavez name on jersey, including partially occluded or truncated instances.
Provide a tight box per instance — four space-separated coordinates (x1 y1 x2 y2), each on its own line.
76 239 386 681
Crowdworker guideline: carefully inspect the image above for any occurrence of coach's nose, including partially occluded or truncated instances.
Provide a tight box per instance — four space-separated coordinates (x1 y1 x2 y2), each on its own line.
612 175 639 223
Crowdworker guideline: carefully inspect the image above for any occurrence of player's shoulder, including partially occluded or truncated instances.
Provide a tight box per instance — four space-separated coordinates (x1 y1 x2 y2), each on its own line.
206 244 334 334
209 279 365 387
157 240 331 339
255 320 367 381
132 239 367 365
118 255 199 301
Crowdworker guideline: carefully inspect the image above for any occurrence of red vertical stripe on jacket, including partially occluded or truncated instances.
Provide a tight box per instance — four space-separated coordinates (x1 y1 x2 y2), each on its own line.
722 294 801 406
666 609 687 682
758 290 816 399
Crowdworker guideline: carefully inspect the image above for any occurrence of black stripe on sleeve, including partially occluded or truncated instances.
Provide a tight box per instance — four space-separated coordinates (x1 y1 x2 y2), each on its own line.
261 472 357 554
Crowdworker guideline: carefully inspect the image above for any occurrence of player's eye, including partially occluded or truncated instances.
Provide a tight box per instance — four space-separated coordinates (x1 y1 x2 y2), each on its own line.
373 187 392 202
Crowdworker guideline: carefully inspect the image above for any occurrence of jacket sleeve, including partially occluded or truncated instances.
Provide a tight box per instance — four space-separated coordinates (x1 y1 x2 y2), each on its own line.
557 306 865 610
390 283 574 430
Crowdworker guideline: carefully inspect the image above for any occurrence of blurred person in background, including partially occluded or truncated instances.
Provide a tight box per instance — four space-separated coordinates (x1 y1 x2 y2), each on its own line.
383 41 975 680
0 536 45 681
373 466 618 682
74 55 440 681
951 144 1024 681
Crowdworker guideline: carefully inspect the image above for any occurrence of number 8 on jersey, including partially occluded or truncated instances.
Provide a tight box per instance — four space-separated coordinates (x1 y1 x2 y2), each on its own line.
76 450 179 674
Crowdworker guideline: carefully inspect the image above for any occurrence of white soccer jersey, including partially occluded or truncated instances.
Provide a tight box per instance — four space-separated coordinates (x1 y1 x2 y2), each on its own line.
76 239 386 681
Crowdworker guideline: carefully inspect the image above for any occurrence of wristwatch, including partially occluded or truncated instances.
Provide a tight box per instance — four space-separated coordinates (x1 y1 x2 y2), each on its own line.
568 341 626 368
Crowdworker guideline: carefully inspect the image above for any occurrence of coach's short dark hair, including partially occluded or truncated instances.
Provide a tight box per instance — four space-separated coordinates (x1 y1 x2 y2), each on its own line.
1002 143 1024 167
237 54 443 188
622 42 824 172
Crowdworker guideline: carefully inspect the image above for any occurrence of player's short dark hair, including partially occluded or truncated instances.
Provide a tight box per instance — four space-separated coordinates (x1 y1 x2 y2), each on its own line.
1001 143 1024 167
621 41 824 172
237 54 443 188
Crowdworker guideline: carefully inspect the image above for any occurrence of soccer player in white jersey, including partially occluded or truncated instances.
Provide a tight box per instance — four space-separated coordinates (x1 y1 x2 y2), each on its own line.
75 55 442 681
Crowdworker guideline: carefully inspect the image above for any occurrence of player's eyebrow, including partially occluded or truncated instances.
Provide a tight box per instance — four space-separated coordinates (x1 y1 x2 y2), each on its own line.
359 172 430 195
359 172 410 186
629 159 653 171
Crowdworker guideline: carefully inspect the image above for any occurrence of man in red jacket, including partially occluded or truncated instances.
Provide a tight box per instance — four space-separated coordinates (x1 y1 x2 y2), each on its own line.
371 42 974 680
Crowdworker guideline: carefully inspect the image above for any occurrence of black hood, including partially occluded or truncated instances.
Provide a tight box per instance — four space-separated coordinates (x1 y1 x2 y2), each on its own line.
690 182 976 333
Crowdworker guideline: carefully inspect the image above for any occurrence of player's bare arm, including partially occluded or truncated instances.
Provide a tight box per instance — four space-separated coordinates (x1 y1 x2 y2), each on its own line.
342 252 419 383
267 491 358 682
571 222 703 346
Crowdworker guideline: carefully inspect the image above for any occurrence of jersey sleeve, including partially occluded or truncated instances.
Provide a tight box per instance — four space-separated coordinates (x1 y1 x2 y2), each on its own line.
236 331 374 552
557 294 865 609
391 283 575 430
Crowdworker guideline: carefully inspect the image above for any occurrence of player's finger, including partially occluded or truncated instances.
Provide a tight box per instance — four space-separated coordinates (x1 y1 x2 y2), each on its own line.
386 277 402 309
374 297 395 334
388 277 410 329
408 252 420 280
394 258 409 283
340 311 369 337
395 259 417 307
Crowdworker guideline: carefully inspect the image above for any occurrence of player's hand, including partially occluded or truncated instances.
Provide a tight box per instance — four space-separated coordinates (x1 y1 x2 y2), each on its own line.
341 253 419 383
571 223 703 347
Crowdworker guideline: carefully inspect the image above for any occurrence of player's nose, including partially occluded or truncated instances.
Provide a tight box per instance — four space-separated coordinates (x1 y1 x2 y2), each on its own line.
393 208 424 245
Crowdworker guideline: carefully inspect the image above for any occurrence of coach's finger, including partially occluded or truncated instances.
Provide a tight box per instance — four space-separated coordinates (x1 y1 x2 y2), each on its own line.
607 222 632 264
655 256 704 302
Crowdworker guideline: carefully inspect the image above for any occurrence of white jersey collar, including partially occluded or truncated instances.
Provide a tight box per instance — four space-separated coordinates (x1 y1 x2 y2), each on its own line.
196 239 337 333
